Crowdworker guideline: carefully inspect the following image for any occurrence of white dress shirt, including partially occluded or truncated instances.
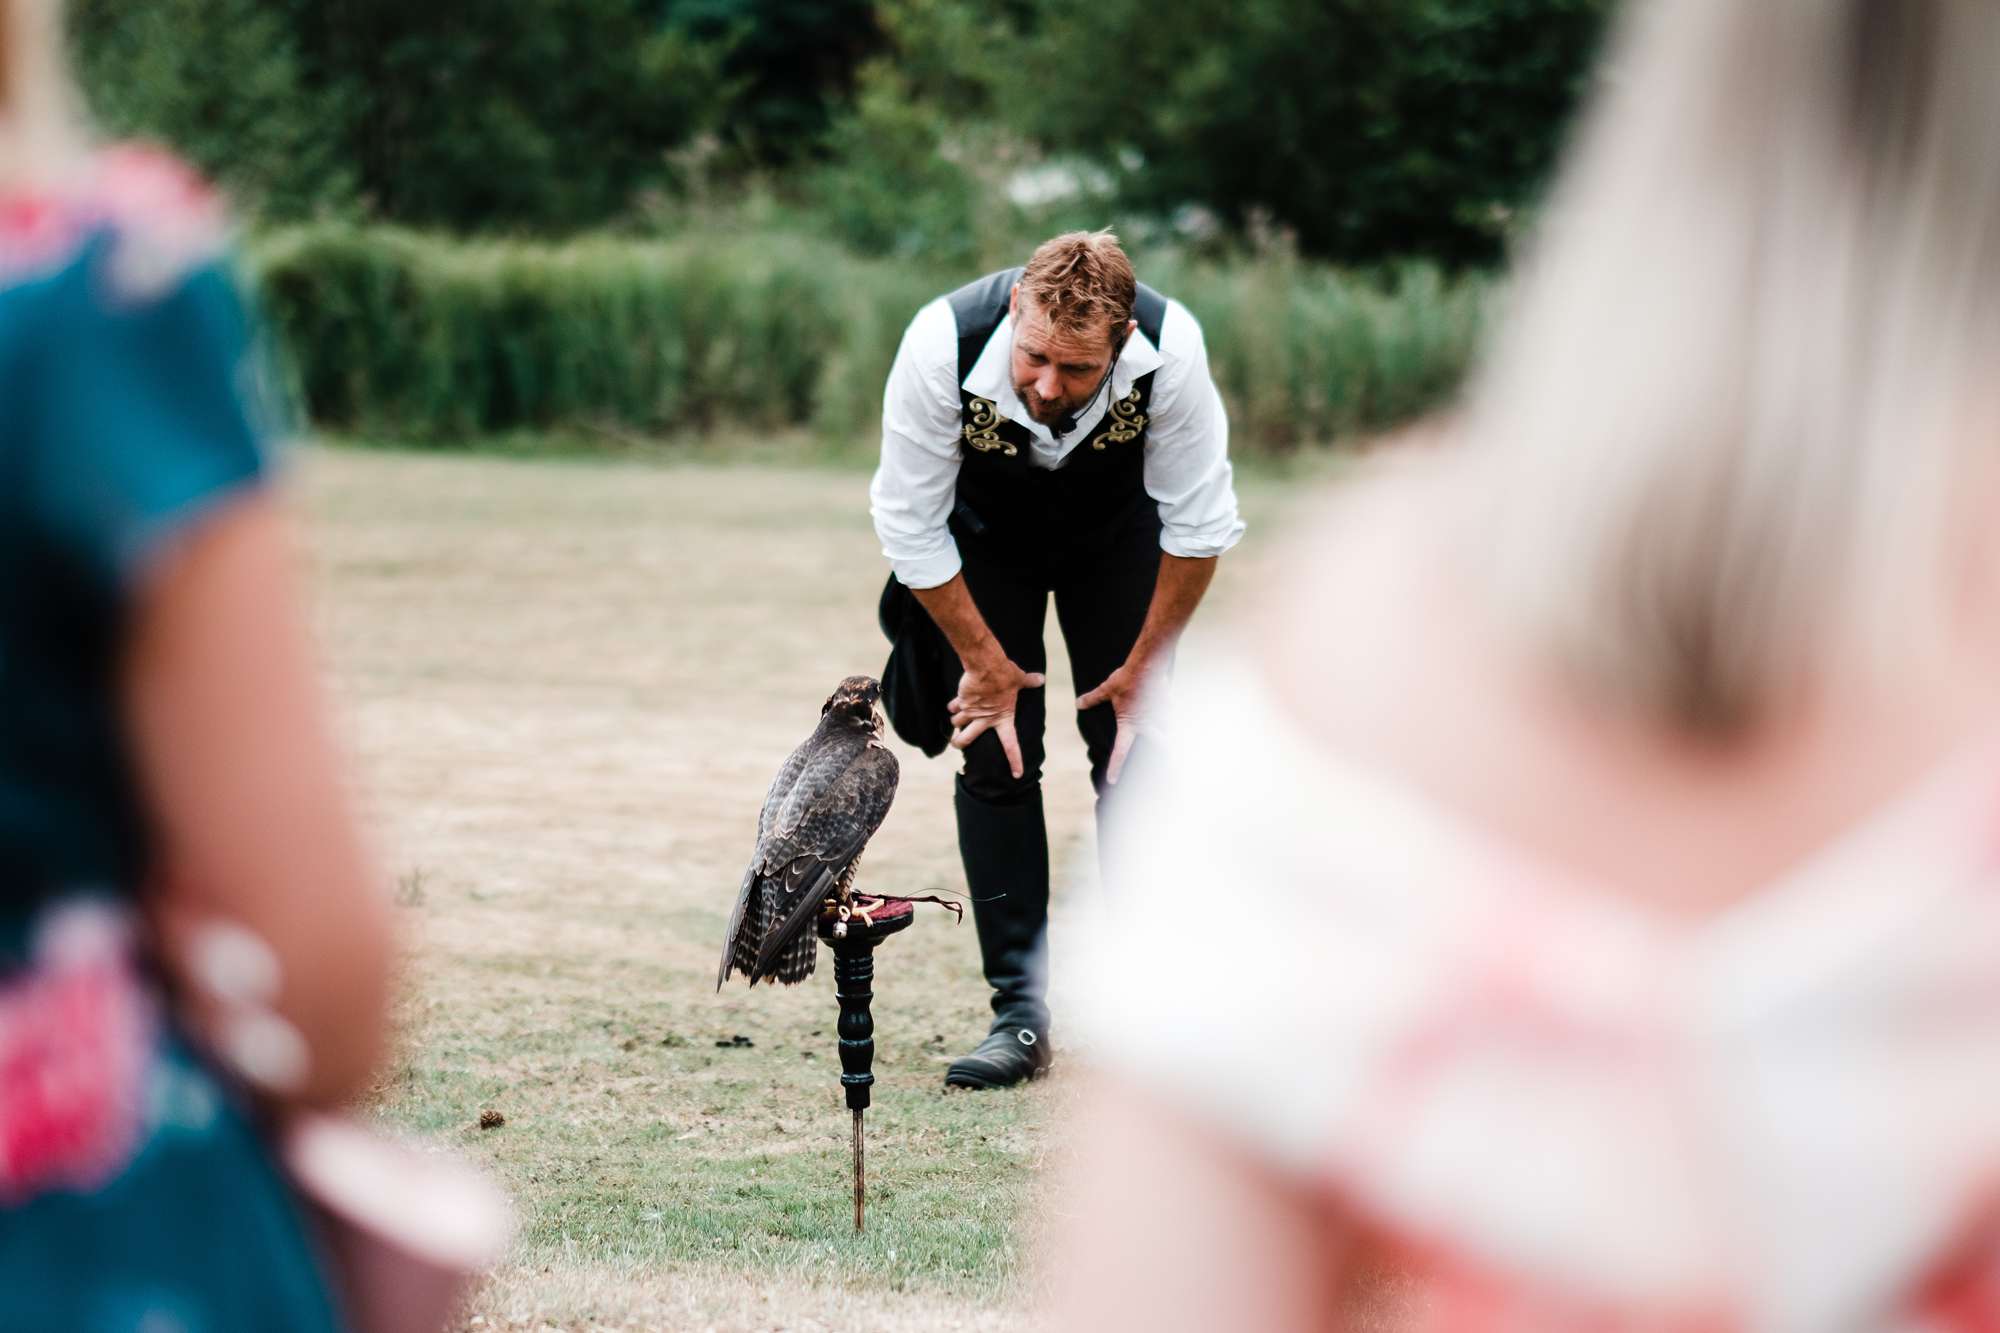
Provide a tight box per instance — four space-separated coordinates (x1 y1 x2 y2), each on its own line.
869 292 1246 589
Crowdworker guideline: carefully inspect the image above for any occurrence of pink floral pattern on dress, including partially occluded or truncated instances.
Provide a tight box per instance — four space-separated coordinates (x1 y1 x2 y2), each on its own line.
0 144 225 292
0 903 155 1203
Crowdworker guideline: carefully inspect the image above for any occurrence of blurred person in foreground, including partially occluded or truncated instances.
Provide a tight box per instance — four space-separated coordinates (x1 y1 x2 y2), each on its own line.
0 0 396 1326
871 230 1244 1088
1059 1 2000 1328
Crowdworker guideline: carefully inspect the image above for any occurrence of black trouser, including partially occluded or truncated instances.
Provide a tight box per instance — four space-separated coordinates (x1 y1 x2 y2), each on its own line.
945 523 1161 1035
953 528 1161 801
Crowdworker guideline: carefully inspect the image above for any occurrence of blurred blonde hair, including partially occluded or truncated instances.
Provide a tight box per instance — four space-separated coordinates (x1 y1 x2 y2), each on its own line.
1462 0 2000 736
0 0 85 187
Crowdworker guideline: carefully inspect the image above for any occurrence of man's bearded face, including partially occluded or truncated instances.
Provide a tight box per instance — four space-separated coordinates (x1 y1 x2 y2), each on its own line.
1009 295 1121 428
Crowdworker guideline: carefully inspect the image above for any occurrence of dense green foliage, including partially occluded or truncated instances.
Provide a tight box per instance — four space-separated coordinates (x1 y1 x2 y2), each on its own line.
70 0 728 230
1008 0 1615 266
246 226 1491 450
70 0 1613 265
68 0 353 221
666 0 886 164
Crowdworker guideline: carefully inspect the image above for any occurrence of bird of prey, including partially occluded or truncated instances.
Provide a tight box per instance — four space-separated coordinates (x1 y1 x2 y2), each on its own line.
717 675 900 989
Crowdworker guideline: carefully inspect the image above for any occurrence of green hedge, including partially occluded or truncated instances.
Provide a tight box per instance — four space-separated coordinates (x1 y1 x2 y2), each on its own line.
244 225 1492 451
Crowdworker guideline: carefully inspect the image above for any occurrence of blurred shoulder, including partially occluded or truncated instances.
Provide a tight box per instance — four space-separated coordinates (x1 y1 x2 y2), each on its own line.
77 145 232 302
89 146 228 249
1252 427 1484 756
0 144 229 297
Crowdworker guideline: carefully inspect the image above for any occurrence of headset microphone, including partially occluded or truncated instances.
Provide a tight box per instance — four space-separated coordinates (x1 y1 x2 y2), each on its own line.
1047 327 1130 439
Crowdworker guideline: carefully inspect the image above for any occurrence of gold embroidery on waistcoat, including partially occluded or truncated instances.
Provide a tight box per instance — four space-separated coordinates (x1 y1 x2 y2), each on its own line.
962 396 1018 457
1090 389 1148 450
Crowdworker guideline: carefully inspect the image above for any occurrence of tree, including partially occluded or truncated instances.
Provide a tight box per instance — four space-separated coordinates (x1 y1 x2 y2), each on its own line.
69 0 726 231
665 0 885 165
68 0 358 220
305 0 723 230
1005 0 1615 266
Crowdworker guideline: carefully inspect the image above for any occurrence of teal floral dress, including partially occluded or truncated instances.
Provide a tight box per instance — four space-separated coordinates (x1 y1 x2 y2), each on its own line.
0 149 341 1332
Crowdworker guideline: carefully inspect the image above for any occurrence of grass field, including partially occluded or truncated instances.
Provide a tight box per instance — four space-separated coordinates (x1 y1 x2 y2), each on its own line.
294 443 1322 1331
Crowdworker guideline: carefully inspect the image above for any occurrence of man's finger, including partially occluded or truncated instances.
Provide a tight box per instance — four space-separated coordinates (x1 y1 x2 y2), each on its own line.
999 717 1025 780
952 716 995 750
1104 724 1137 786
1023 672 1047 689
1076 683 1105 711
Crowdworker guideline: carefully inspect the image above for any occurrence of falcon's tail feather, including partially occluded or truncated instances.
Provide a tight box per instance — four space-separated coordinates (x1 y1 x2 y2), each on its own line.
717 865 766 990
748 861 841 985
751 856 860 986
765 929 818 985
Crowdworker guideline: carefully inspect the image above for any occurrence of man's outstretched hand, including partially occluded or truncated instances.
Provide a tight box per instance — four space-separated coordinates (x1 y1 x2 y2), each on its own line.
949 658 1046 780
1076 662 1147 786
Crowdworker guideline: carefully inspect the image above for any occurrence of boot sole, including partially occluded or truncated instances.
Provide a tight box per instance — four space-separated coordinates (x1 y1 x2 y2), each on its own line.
943 1062 1052 1090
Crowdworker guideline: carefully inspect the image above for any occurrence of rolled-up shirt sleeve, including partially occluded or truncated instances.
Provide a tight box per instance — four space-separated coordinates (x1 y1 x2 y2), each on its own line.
1144 301 1246 560
869 297 965 589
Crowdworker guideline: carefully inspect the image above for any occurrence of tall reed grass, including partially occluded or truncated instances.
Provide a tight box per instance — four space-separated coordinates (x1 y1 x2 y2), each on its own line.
246 225 1493 451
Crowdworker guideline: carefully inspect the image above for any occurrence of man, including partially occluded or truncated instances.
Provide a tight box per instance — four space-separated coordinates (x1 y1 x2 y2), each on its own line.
871 230 1244 1089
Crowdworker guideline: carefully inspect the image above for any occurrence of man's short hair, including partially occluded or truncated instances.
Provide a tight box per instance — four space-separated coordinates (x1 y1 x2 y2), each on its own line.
1018 230 1137 345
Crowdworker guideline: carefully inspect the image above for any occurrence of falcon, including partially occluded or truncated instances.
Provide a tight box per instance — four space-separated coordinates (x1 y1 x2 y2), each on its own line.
717 675 900 988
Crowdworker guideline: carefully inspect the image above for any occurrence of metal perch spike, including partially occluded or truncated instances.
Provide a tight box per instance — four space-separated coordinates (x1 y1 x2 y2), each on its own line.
852 1109 865 1232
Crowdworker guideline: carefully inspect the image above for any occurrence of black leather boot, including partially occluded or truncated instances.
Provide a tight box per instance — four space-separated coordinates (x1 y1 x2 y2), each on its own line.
946 780 1053 1089
945 1024 1051 1089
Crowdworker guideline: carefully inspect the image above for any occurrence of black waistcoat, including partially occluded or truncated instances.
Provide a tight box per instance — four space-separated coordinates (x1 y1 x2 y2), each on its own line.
945 267 1169 569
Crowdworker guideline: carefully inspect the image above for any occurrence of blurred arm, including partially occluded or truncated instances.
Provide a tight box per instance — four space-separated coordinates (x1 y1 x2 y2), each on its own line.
123 495 393 1108
1053 1075 1352 1333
